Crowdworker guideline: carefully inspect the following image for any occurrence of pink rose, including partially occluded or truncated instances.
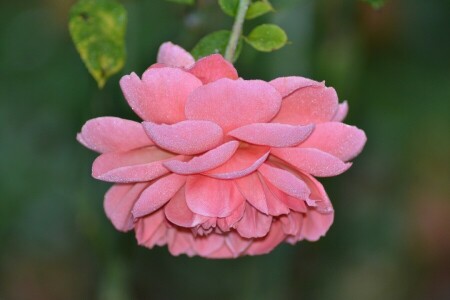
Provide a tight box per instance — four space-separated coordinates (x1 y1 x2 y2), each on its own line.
77 42 366 258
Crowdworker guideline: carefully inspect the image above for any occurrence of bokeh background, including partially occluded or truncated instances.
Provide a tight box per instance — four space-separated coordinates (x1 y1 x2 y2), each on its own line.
1 0 449 299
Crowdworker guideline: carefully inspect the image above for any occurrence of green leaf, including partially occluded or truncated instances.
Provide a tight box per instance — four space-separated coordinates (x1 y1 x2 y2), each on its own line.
166 0 195 5
246 1 274 20
191 30 243 62
69 0 126 88
361 0 386 9
245 24 287 52
218 0 239 17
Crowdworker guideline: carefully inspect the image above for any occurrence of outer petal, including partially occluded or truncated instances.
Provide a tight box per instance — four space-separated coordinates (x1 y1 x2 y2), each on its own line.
185 78 282 132
225 232 252 257
192 234 224 257
163 141 239 175
265 181 307 213
120 68 202 123
143 120 223 155
104 183 149 231
258 163 311 200
132 174 186 218
156 42 195 68
92 147 175 183
185 175 245 218
167 229 195 257
217 202 245 232
300 210 334 241
228 123 314 148
135 210 167 249
203 145 269 179
77 117 153 153
271 85 338 124
189 54 238 84
280 212 304 237
271 147 352 177
332 101 348 122
298 122 367 161
269 76 323 97
164 187 208 228
235 203 272 238
235 173 269 215
246 221 286 256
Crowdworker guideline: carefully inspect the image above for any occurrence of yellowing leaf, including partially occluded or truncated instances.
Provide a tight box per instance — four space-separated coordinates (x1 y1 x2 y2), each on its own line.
69 0 126 88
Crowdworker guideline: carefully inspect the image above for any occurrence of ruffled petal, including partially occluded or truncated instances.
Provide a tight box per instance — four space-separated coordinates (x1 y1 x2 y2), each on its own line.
280 212 304 236
92 147 175 183
332 101 348 122
208 243 235 259
189 54 238 84
235 173 269 214
300 210 334 241
135 210 167 248
185 78 282 132
259 174 291 216
156 42 195 68
264 180 308 213
192 233 224 257
235 203 272 238
203 145 269 179
225 232 252 257
298 122 367 162
185 175 245 218
258 163 311 200
228 123 314 147
246 221 286 255
167 229 195 257
271 147 352 177
163 141 239 175
120 68 202 123
104 183 149 231
216 202 245 232
132 174 186 218
271 85 338 124
77 117 153 153
143 120 223 155
269 76 323 97
164 187 208 228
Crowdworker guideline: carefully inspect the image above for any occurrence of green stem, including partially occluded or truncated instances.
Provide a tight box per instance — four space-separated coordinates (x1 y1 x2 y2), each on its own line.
224 0 251 62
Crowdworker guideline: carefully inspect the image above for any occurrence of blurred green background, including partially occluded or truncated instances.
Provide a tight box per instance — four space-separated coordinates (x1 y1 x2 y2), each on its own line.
1 0 449 299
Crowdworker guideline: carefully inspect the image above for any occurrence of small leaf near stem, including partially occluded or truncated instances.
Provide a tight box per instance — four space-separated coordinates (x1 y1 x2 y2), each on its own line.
224 0 251 62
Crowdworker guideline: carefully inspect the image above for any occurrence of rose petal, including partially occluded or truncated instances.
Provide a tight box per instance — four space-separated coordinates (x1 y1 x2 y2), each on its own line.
135 210 167 248
163 141 239 174
235 203 272 238
246 221 286 256
225 232 252 257
132 174 186 218
92 147 175 183
189 54 238 84
235 173 269 215
300 210 334 241
167 229 195 257
192 233 224 257
104 183 149 231
164 187 208 228
216 202 246 232
269 76 323 97
203 145 269 179
297 171 334 214
228 123 314 147
185 175 245 217
185 78 282 132
157 42 195 68
271 147 352 177
259 174 291 216
143 120 223 155
77 117 153 153
265 181 308 213
120 68 202 123
298 122 367 162
258 163 311 200
208 243 235 259
332 101 348 122
280 212 304 236
271 85 339 124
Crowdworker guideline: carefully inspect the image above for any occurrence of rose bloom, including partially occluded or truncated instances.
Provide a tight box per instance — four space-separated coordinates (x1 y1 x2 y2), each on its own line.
77 42 366 258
